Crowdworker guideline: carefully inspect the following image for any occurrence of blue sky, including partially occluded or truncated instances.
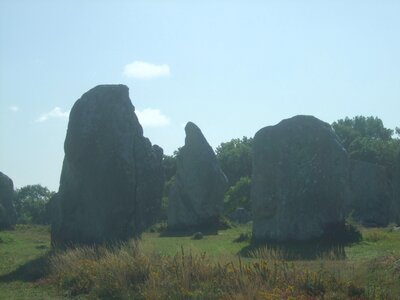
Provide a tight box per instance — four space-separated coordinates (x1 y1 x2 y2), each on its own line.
1 0 399 191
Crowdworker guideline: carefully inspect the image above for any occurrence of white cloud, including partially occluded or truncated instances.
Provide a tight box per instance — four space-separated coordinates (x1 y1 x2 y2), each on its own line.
36 107 70 122
9 106 19 112
136 108 171 128
123 61 170 79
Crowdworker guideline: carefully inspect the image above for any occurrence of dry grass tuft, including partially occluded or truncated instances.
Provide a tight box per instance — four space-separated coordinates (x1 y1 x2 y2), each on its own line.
49 242 367 299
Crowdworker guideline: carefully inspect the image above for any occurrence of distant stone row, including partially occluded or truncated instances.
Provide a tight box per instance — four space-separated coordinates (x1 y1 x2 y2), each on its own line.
1 85 399 245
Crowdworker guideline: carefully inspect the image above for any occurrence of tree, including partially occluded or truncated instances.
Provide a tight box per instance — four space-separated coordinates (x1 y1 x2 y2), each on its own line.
216 137 253 186
332 116 393 149
348 137 400 169
13 184 55 224
160 153 179 220
223 176 251 214
162 154 177 183
332 116 400 172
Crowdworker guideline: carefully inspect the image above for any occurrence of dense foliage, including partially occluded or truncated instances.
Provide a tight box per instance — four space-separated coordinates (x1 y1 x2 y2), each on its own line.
332 116 393 148
162 154 177 183
216 137 253 186
224 176 251 214
161 154 178 219
332 116 400 173
13 184 55 224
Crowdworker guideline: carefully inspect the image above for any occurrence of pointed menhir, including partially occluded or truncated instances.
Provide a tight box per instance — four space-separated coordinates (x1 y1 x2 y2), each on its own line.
167 122 228 230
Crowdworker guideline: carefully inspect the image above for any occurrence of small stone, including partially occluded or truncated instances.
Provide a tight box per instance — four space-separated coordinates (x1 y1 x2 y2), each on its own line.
192 232 204 240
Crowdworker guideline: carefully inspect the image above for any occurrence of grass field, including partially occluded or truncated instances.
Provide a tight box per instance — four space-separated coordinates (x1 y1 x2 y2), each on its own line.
0 224 399 299
0 225 61 299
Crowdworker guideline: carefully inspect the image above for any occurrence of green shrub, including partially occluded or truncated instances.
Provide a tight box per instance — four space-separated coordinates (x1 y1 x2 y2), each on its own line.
13 185 55 225
0 233 14 244
192 232 204 240
363 229 389 242
224 176 251 214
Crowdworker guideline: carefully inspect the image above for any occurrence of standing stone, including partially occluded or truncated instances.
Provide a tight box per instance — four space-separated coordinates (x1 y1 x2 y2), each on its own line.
0 172 16 230
51 85 164 246
349 160 392 227
252 115 349 241
393 152 400 224
46 192 60 229
134 143 164 231
168 122 228 229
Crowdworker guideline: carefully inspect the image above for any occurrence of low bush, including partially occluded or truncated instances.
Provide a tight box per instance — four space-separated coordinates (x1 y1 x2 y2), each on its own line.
0 232 14 244
192 232 204 240
223 176 251 214
363 229 389 242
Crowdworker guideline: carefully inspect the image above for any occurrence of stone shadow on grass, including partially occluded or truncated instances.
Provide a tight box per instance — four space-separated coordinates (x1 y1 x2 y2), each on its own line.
239 222 362 260
0 252 51 283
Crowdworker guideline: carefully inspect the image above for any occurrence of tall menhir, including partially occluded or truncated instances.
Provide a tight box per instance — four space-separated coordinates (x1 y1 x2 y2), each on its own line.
51 85 164 246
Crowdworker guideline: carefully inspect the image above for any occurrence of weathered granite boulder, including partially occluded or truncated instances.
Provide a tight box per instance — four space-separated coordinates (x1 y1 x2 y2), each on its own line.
0 172 16 230
349 160 392 227
51 84 164 246
167 122 228 229
252 115 349 241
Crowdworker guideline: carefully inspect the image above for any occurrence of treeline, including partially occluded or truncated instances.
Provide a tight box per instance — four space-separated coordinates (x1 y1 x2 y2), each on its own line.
12 116 400 226
12 184 54 224
332 116 400 173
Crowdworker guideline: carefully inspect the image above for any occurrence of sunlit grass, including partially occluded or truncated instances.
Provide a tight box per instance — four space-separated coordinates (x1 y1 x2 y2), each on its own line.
0 225 61 299
1 224 400 299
